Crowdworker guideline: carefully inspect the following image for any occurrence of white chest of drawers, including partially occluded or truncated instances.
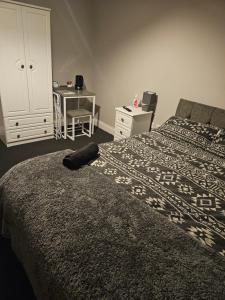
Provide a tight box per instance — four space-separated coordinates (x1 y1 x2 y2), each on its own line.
114 106 153 141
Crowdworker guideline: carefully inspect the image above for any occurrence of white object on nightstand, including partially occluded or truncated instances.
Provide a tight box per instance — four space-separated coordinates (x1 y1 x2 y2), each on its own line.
114 106 153 141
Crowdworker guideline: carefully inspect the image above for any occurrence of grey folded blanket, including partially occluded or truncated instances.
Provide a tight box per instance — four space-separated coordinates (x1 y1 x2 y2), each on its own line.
63 142 99 170
1 150 225 300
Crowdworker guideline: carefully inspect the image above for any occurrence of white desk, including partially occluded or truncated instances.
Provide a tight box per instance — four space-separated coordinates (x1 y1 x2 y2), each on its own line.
53 87 96 139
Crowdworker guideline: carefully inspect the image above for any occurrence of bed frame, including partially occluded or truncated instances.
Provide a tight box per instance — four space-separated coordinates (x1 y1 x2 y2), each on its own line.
175 99 225 129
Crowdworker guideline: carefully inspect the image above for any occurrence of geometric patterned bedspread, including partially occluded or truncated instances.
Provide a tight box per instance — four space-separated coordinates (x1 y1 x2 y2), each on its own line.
92 130 225 257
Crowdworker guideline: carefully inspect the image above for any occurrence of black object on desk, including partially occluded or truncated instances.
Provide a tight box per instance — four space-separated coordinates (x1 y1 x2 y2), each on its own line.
75 75 84 90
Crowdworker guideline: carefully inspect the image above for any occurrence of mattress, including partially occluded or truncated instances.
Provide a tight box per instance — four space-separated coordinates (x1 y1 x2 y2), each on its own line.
0 116 225 299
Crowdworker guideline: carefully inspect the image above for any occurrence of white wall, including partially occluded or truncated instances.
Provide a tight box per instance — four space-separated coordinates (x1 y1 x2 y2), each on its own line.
12 0 225 129
93 0 225 127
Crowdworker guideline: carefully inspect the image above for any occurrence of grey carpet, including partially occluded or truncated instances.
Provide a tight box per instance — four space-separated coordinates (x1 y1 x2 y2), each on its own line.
0 127 112 178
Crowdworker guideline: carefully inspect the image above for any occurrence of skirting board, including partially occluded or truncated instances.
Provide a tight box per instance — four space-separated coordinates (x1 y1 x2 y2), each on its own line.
97 120 114 136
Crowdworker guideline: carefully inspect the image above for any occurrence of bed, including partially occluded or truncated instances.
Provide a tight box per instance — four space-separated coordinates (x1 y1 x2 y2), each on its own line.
1 99 225 299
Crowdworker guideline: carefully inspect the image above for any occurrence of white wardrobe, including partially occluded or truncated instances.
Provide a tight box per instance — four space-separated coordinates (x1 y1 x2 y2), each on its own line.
0 0 53 147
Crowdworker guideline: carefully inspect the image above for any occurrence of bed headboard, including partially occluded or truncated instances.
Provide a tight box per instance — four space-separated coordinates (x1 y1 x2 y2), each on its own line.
175 98 225 129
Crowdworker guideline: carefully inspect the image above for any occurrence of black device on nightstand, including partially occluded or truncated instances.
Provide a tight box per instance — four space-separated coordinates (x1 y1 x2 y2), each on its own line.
141 91 158 131
122 106 132 112
142 91 157 112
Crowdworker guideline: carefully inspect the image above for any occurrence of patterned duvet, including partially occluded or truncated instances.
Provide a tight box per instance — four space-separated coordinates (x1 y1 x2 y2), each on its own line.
93 117 225 257
1 116 225 299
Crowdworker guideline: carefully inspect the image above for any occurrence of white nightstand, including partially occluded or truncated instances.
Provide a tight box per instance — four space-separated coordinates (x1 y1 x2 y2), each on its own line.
114 106 153 141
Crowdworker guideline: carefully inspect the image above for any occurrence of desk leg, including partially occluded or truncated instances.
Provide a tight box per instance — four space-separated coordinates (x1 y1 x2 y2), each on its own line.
92 96 95 134
63 97 67 139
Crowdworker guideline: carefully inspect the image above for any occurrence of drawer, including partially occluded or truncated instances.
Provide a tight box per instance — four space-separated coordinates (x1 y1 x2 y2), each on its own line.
5 114 53 130
114 124 131 139
7 126 53 143
115 111 133 129
114 134 124 141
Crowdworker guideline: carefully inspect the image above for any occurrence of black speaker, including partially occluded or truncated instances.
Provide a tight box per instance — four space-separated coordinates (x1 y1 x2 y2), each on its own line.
142 91 157 112
75 75 84 90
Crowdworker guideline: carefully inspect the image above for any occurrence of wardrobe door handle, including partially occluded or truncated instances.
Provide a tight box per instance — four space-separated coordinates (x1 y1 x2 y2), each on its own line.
15 122 19 126
44 119 47 123
120 130 123 135
29 65 33 69
17 134 20 139
21 65 24 69
44 130 47 134
121 118 124 123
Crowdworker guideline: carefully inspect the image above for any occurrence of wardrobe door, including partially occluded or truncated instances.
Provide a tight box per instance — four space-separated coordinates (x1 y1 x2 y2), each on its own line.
22 7 52 114
0 2 30 117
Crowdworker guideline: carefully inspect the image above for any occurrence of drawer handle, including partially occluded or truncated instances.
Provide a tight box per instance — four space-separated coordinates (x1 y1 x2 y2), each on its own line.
121 118 124 123
120 130 123 135
44 119 47 123
15 122 19 126
17 134 20 139
44 130 47 134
